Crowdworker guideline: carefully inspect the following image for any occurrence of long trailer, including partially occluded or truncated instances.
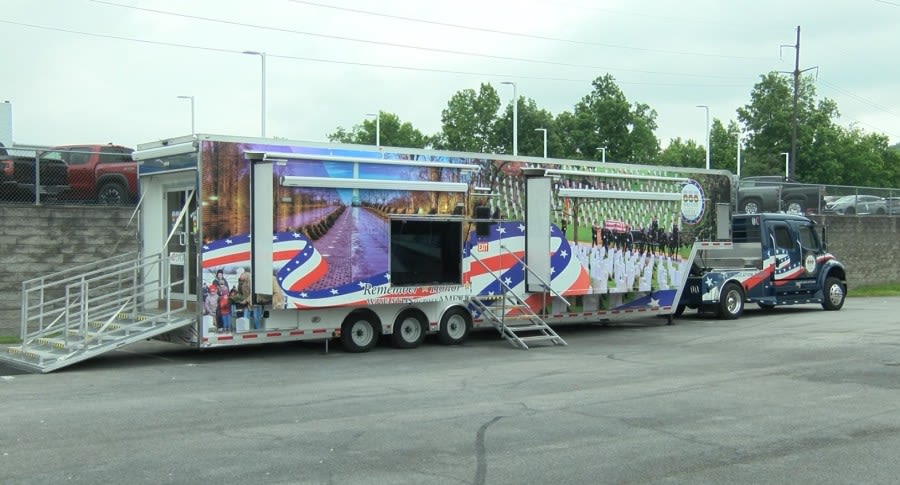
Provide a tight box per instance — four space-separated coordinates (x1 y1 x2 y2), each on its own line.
2 134 842 372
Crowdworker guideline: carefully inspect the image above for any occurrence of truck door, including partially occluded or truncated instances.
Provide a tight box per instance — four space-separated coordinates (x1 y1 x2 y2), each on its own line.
788 219 823 293
766 220 818 297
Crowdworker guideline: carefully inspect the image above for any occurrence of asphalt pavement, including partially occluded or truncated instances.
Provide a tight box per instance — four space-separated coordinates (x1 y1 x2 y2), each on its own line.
2 297 899 484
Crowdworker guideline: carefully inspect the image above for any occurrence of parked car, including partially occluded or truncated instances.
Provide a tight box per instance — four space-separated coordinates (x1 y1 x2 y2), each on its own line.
736 175 824 214
823 195 888 215
51 144 138 204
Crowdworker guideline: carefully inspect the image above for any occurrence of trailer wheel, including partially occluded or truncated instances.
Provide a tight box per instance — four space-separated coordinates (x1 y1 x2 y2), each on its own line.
821 277 846 311
391 310 427 349
438 307 471 345
718 282 744 320
341 313 380 353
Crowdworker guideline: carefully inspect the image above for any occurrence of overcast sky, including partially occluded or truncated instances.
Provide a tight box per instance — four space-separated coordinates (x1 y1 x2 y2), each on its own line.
2 0 898 153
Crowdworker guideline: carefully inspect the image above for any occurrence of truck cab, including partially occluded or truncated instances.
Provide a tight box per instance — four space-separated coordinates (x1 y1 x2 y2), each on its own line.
680 213 846 318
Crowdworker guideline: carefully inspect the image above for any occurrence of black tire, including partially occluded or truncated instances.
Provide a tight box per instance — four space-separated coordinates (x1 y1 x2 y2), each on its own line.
741 198 761 214
97 181 130 205
876 208 886 215
391 309 427 349
821 276 846 311
438 307 471 345
718 282 744 320
845 206 855 215
340 313 380 353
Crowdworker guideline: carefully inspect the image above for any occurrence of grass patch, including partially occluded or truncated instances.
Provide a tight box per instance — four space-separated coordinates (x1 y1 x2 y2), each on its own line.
0 335 21 345
849 283 900 297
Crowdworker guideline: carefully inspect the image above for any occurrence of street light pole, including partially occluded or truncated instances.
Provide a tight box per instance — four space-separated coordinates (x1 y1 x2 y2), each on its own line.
697 105 710 170
597 146 607 163
366 112 380 147
176 95 195 135
243 51 267 137
736 135 742 179
781 152 790 179
535 128 547 158
501 81 517 156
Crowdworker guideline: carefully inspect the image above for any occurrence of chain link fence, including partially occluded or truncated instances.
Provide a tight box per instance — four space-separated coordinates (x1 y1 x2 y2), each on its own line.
735 176 898 216
0 144 137 206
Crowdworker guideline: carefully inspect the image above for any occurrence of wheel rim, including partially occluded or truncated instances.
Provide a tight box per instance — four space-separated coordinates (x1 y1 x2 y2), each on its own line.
828 283 844 306
745 201 758 213
350 320 374 346
787 202 802 214
445 313 467 339
398 317 422 342
726 289 742 315
99 187 122 205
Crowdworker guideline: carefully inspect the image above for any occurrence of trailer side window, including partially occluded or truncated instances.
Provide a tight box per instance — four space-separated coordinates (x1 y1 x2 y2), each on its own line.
772 225 794 250
390 219 462 285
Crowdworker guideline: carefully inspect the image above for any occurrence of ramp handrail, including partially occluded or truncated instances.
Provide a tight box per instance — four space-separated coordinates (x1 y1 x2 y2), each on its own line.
19 251 189 346
499 244 571 307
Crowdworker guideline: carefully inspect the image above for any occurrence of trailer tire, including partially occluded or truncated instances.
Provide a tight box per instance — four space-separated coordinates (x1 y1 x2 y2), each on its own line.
718 282 744 320
341 313 380 353
821 276 846 311
438 307 471 345
391 309 427 349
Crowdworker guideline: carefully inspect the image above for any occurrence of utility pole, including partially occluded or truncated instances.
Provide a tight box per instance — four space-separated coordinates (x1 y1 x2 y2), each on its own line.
789 26 800 181
780 26 816 181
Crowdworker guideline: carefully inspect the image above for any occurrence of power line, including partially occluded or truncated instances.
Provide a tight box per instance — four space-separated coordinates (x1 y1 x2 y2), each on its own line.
90 0 754 80
819 79 900 119
288 0 773 61
0 18 747 88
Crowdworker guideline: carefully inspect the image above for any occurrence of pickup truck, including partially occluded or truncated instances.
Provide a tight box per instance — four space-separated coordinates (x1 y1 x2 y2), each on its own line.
736 175 825 215
54 144 139 205
0 144 70 201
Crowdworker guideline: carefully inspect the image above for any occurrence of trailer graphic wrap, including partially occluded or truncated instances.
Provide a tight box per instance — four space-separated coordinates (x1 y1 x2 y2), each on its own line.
199 140 733 312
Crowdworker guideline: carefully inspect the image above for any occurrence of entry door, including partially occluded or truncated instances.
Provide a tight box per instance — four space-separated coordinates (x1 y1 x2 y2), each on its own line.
166 187 198 299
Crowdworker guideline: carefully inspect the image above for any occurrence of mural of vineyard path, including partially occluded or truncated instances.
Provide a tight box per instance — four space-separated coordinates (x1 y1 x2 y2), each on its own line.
305 206 389 291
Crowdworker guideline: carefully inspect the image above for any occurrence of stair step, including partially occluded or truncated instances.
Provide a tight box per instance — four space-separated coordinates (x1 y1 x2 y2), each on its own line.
518 335 562 344
6 346 65 363
503 324 548 332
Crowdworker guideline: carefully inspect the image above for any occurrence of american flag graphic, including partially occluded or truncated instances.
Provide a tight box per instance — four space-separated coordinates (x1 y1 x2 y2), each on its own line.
463 221 591 313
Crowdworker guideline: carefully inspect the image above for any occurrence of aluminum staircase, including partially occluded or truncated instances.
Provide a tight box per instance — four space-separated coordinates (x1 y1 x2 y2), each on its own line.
2 252 194 373
470 248 567 350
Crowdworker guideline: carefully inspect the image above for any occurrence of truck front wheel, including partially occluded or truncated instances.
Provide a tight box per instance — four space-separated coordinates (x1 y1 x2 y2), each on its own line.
718 282 744 320
97 181 129 205
821 277 846 311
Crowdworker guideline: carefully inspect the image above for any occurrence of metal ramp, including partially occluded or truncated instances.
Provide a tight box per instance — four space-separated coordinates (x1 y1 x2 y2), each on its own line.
2 252 194 373
470 248 567 350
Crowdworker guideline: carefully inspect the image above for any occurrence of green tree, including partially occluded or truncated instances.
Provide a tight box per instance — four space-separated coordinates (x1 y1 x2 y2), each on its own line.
328 111 428 148
434 83 501 153
709 119 740 172
493 97 558 157
737 72 839 181
659 138 704 167
562 74 660 163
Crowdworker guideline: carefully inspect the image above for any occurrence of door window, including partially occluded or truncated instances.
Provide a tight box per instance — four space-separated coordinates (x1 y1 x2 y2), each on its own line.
772 225 794 250
797 224 819 251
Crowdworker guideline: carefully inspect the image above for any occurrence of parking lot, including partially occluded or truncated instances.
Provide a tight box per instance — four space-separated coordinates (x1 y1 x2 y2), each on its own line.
2 297 900 484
